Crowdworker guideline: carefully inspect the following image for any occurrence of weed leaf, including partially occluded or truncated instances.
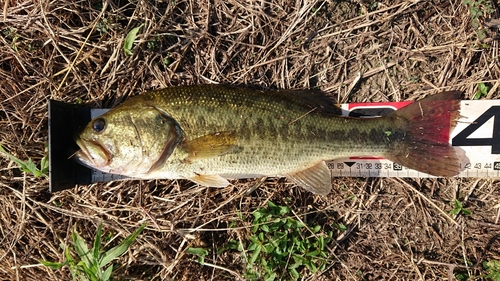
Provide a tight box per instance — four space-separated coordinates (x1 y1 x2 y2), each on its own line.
187 247 208 256
99 223 146 267
72 230 95 273
474 82 489 99
124 23 145 56
265 272 276 281
93 223 102 262
249 244 262 264
484 260 500 281
39 260 66 269
101 264 113 281
0 144 47 177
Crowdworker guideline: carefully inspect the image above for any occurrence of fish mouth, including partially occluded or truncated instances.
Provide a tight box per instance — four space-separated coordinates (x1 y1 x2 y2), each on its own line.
74 137 111 169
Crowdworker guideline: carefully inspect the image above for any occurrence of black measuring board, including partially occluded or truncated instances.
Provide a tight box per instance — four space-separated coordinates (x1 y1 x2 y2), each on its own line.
48 100 93 192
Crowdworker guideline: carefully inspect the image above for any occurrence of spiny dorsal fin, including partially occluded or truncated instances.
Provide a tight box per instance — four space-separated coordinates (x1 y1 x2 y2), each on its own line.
180 131 237 161
287 161 332 196
273 89 342 116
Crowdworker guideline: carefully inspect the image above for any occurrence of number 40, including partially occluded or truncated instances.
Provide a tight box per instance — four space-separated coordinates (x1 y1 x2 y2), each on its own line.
452 106 500 154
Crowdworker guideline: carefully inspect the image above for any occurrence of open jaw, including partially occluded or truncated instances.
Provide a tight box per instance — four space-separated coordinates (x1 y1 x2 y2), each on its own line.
74 137 111 169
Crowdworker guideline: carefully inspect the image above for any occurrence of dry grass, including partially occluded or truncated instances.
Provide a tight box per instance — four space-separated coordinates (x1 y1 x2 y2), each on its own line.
1 0 500 280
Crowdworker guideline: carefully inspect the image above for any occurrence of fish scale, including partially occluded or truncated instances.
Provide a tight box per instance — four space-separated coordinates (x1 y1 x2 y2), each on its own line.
146 86 390 172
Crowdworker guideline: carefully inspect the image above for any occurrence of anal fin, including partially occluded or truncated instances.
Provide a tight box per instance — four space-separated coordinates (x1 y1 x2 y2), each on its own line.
190 174 230 187
287 161 332 196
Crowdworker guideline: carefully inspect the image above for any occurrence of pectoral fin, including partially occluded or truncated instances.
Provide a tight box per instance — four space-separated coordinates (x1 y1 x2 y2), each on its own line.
190 174 230 187
181 131 237 161
287 161 332 196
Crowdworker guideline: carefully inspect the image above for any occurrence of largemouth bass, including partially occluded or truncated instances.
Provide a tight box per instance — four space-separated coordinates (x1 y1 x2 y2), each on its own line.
75 84 466 195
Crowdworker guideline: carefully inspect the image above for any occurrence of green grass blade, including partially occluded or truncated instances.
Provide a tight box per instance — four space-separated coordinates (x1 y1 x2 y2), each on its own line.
99 223 146 267
123 23 144 56
0 144 25 166
39 260 66 269
64 246 75 265
40 144 49 175
93 223 103 260
72 230 97 275
77 260 97 281
0 144 47 177
101 265 113 281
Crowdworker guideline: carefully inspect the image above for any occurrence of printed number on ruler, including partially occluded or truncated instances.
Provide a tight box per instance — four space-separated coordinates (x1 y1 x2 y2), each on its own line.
325 101 500 178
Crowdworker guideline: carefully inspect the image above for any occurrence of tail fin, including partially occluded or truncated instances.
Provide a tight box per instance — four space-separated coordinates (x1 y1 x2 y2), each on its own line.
385 91 468 177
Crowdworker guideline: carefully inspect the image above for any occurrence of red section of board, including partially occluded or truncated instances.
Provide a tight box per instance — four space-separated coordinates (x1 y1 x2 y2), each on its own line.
347 101 412 110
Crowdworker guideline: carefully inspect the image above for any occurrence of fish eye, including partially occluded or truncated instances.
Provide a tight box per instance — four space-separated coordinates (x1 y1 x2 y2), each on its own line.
92 118 106 133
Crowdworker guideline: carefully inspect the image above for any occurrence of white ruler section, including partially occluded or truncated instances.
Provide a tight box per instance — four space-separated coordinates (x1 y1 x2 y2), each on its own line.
89 100 500 180
326 100 500 178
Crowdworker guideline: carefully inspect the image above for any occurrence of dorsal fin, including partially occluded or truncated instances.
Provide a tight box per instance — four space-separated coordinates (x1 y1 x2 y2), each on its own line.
271 88 342 116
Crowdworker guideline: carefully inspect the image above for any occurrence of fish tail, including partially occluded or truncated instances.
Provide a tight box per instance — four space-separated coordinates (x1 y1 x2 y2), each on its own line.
385 91 467 177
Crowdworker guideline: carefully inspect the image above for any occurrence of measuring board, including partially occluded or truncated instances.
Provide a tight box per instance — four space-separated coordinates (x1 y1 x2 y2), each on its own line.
48 99 500 191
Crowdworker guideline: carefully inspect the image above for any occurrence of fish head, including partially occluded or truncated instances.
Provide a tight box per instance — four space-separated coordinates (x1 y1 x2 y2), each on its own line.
75 102 182 176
